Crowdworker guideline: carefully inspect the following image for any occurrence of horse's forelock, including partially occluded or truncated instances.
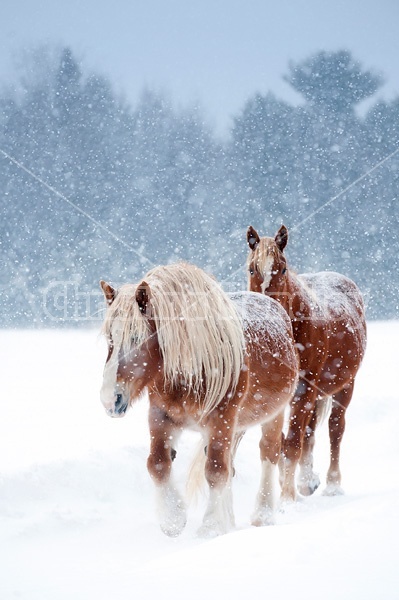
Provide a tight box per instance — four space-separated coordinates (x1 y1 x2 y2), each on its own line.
101 284 151 352
248 238 277 282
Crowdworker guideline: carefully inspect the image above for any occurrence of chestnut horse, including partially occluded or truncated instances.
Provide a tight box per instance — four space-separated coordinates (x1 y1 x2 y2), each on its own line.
246 225 367 500
100 261 298 537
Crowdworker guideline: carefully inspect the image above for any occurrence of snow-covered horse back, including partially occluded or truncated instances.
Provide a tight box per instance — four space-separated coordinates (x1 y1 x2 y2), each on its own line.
247 225 367 499
100 261 298 537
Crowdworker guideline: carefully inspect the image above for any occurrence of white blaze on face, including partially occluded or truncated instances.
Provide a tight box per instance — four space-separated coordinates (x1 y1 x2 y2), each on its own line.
100 325 123 410
260 254 275 294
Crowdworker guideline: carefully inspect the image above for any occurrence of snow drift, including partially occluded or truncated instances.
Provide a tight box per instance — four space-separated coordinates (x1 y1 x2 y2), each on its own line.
0 323 398 599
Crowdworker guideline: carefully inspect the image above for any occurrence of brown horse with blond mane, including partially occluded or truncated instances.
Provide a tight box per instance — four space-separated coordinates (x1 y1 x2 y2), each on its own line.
247 225 367 500
100 261 298 537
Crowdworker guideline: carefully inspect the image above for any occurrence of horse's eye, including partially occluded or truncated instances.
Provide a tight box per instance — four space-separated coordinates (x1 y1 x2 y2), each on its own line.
249 268 255 276
282 267 287 275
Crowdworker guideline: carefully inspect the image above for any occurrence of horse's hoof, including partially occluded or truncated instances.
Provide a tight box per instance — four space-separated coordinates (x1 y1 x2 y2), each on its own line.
322 483 344 497
197 525 220 538
279 497 295 512
280 489 297 504
160 516 187 537
298 474 320 497
159 499 187 537
196 516 232 538
251 508 275 527
196 522 226 538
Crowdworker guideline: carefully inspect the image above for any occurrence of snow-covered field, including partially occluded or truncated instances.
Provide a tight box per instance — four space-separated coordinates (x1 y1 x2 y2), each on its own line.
1 322 398 600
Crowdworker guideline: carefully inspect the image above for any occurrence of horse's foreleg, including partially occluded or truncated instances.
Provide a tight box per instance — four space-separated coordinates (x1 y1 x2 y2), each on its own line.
324 383 354 496
280 382 319 502
252 410 284 526
197 424 235 538
147 405 186 537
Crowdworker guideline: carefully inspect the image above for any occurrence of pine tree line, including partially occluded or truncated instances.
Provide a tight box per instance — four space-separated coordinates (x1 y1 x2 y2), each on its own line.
0 46 398 325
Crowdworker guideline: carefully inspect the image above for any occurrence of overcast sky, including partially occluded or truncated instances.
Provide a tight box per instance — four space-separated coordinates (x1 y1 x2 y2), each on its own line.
1 0 398 134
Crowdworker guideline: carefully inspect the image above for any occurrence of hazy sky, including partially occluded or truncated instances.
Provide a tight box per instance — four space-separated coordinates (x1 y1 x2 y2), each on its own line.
1 0 398 133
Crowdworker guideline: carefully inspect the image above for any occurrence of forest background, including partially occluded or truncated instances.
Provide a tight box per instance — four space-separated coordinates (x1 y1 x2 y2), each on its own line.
1 47 398 326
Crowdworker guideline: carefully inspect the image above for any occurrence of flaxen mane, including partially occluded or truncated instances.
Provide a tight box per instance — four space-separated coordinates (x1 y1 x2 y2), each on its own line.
102 262 245 416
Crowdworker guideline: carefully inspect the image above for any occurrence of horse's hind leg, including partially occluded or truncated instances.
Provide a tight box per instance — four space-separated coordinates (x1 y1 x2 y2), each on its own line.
252 410 284 527
297 406 320 496
324 382 354 496
147 404 186 537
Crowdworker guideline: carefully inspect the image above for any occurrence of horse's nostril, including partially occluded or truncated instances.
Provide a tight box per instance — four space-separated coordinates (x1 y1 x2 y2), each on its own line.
114 393 128 415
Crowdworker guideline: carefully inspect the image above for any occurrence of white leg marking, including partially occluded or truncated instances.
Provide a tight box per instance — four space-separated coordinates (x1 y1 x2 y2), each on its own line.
156 481 187 537
252 459 277 526
298 458 320 497
323 469 344 496
323 482 344 496
197 485 235 538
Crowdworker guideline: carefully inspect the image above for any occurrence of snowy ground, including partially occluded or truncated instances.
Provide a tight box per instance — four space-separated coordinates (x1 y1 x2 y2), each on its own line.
1 322 398 600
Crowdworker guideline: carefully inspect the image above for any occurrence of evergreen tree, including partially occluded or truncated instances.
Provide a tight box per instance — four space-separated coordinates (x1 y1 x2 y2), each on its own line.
281 51 382 271
0 46 135 325
229 93 298 231
285 50 383 114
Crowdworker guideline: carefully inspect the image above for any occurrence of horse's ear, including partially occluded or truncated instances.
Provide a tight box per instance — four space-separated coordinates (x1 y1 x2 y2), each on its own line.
275 225 288 252
136 281 152 315
247 226 260 251
100 280 116 305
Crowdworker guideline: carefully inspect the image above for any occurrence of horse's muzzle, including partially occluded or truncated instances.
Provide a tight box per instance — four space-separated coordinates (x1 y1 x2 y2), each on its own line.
105 392 129 418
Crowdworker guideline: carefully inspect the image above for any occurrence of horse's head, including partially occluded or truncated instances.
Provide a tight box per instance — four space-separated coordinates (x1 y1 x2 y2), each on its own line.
99 279 157 418
246 225 288 295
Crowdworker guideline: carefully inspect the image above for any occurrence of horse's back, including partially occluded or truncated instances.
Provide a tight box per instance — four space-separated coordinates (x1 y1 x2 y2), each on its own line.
299 271 367 362
229 291 297 366
300 272 365 322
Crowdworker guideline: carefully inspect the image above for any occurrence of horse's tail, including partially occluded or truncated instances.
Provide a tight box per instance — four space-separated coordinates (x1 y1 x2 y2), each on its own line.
315 395 332 428
186 440 207 504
